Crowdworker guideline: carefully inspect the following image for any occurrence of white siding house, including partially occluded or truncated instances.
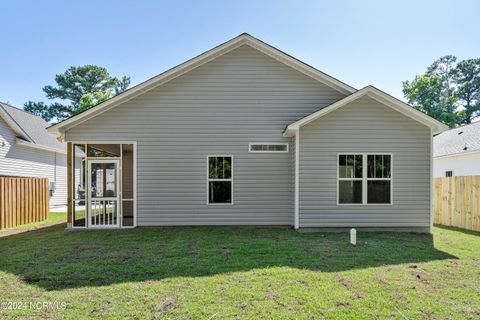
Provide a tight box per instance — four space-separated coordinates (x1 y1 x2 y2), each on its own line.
0 102 67 207
434 122 480 177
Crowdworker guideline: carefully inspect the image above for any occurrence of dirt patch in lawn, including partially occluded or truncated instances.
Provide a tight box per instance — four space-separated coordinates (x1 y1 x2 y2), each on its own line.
154 295 178 319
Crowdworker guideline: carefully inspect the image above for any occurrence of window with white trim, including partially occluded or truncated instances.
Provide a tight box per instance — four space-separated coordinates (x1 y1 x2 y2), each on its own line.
249 143 288 153
208 156 233 204
338 154 392 205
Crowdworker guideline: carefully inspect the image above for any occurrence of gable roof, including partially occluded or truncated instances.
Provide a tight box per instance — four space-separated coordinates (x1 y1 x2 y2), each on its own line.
48 33 356 138
0 102 66 153
434 121 480 157
283 86 449 137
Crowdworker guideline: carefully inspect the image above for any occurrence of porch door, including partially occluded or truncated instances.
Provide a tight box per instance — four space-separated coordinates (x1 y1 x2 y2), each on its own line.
87 159 120 228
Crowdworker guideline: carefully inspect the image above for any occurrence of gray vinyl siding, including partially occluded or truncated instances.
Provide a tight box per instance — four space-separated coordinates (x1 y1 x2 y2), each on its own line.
0 116 67 206
65 45 346 226
299 96 431 227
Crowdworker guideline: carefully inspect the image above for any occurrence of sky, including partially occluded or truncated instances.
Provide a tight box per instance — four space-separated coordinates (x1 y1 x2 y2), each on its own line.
1 0 479 108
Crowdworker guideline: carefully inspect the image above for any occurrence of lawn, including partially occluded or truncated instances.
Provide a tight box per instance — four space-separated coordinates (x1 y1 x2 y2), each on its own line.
0 225 479 319
0 212 66 238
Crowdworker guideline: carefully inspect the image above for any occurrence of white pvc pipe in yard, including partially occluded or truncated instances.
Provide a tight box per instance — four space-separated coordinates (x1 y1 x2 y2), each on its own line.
350 228 357 246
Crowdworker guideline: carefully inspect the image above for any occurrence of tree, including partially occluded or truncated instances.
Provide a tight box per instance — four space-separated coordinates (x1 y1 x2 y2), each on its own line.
426 55 457 95
77 91 112 114
24 65 130 122
403 55 480 127
453 58 480 124
23 101 69 122
403 74 458 128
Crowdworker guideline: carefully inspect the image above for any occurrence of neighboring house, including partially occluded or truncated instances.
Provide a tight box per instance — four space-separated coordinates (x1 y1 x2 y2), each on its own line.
0 102 67 207
434 121 480 177
48 33 447 231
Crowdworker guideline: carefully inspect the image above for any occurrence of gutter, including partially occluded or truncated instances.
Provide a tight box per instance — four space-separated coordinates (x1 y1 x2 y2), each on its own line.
16 138 66 154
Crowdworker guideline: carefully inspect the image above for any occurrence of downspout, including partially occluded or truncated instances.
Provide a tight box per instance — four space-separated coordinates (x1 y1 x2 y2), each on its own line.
430 127 433 232
294 130 300 229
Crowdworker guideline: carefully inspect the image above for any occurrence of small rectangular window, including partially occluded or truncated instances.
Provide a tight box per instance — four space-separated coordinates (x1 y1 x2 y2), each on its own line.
339 154 363 178
367 154 391 179
208 156 233 204
445 171 453 177
249 143 288 153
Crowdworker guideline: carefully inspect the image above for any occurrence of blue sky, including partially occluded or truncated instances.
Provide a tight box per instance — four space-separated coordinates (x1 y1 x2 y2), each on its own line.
1 0 479 108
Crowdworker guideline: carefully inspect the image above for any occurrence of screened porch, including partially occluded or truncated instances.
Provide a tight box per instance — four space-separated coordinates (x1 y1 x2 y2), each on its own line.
67 142 136 229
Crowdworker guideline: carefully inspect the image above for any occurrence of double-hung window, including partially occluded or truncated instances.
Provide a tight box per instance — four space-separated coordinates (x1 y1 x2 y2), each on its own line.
338 154 392 205
208 156 233 204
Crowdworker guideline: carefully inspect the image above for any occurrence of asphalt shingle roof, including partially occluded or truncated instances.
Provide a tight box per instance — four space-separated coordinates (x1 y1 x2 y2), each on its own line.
0 102 65 153
434 121 480 157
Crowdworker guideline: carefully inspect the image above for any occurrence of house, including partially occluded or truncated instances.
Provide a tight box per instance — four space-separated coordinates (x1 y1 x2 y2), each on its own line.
0 102 67 207
47 33 447 231
434 121 480 177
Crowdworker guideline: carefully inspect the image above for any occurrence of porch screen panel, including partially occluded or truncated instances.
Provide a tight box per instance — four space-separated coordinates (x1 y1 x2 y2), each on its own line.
73 144 86 227
122 144 134 227
122 201 134 227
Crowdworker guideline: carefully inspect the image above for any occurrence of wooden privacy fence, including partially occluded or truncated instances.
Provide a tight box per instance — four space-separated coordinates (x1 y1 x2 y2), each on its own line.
434 176 480 232
0 176 49 229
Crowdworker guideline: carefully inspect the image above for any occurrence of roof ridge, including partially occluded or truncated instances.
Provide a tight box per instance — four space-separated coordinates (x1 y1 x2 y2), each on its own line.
0 101 42 117
0 103 36 142
242 33 357 93
0 102 66 151
48 33 357 135
283 85 448 137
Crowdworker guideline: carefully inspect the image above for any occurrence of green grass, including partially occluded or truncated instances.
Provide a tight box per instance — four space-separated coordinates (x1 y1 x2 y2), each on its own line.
0 225 479 319
0 212 66 237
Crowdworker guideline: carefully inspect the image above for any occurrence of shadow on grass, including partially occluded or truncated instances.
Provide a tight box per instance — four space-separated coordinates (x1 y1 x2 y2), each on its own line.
0 222 66 239
0 225 456 291
434 224 480 236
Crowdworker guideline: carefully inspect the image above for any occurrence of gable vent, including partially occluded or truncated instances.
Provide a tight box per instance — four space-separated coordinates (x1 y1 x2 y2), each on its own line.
249 143 289 153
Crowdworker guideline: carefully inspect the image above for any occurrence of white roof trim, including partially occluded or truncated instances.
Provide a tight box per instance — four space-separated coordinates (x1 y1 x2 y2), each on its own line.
283 86 449 137
48 33 356 137
16 138 66 154
0 103 33 142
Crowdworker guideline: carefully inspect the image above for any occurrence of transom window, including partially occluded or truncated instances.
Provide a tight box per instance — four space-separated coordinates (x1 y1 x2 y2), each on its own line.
208 156 233 204
249 143 288 153
338 154 392 205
